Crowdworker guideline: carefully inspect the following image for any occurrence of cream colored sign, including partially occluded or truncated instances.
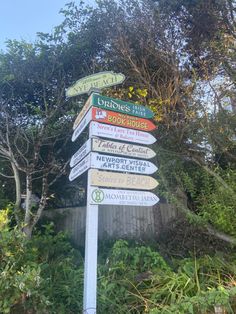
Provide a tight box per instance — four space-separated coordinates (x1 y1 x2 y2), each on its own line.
89 169 159 190
92 138 156 159
66 71 125 97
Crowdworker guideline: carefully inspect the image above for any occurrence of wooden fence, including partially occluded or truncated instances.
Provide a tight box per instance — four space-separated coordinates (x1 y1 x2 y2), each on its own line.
44 203 178 245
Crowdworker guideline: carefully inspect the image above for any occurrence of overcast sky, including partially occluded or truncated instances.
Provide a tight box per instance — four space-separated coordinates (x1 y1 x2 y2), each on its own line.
0 0 93 51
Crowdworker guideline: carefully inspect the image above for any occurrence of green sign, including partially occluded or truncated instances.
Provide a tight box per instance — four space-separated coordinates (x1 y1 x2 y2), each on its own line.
91 94 154 119
66 71 125 97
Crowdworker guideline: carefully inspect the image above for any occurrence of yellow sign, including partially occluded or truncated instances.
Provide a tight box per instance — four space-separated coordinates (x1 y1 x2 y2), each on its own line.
66 71 125 97
89 169 158 190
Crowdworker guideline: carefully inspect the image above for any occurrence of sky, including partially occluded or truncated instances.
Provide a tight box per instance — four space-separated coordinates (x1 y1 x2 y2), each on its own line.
0 0 90 51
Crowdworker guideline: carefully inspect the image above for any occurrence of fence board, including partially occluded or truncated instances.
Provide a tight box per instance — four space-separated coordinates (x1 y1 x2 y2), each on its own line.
43 203 178 245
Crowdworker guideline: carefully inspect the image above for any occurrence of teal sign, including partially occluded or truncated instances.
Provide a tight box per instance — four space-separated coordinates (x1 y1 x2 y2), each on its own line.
91 94 154 119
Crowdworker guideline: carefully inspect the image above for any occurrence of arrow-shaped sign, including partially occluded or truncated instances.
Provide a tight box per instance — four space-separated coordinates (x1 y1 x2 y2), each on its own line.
89 169 159 190
70 138 157 168
70 152 158 178
73 93 154 129
92 138 156 160
69 154 91 181
89 121 156 145
90 187 160 206
72 107 156 142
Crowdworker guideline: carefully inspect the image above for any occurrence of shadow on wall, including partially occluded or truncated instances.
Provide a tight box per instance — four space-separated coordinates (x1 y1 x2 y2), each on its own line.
42 203 179 246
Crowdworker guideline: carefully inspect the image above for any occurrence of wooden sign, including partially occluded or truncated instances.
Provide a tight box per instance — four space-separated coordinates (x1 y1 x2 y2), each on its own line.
92 138 156 159
90 152 157 174
89 169 159 190
90 187 160 206
66 71 125 97
89 121 156 145
73 93 154 129
69 154 90 181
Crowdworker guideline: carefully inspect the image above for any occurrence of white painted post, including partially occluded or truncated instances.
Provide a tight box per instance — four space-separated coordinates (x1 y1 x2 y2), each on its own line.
83 167 99 313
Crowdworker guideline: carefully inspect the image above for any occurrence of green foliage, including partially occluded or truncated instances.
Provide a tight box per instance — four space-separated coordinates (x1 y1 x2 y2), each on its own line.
0 211 49 313
96 240 236 313
0 220 236 314
0 213 83 313
178 166 236 236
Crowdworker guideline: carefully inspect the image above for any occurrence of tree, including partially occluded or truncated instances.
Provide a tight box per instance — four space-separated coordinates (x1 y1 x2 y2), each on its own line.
58 0 236 243
0 40 74 237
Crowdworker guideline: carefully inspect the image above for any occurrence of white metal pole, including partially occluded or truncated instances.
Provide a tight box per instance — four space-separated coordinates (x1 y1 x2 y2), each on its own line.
83 169 98 314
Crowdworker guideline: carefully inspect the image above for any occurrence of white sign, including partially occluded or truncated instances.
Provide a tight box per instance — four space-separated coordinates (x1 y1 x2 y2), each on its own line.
90 187 159 206
89 121 156 145
69 154 90 181
70 140 91 168
73 97 92 129
92 138 156 159
72 108 92 142
90 152 157 174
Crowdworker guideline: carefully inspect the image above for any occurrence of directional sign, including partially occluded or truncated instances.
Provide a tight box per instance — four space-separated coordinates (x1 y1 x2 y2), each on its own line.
90 152 157 174
92 138 156 159
70 140 91 168
72 108 92 142
71 151 157 174
70 138 156 168
69 154 90 181
72 107 156 142
89 169 159 190
89 121 156 145
91 107 156 131
74 106 155 133
90 187 160 206
66 71 125 97
73 93 154 129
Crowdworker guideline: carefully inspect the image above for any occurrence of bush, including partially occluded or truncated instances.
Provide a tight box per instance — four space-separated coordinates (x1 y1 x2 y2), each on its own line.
0 211 83 314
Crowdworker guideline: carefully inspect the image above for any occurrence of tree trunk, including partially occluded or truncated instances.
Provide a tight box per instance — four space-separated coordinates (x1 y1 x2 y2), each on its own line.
11 162 21 225
23 224 33 239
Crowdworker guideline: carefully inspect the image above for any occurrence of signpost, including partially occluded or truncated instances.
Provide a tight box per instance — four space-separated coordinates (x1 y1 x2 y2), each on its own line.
67 71 159 314
66 71 125 97
90 187 160 206
73 93 154 129
89 121 156 145
89 169 159 190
